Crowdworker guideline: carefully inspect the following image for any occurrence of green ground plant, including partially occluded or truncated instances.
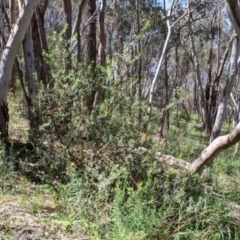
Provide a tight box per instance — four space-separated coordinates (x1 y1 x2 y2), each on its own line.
1 33 240 239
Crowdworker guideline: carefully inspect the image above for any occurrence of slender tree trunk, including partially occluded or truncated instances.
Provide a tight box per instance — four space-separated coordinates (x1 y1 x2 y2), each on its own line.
85 0 96 66
73 0 88 63
98 0 106 67
23 25 40 138
189 16 207 128
135 0 142 123
33 1 51 86
148 14 172 114
207 47 229 133
93 0 106 107
63 0 72 73
0 2 28 105
205 33 214 133
85 0 96 112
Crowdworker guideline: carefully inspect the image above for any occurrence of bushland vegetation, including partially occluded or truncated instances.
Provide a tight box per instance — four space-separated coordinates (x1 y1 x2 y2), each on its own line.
1 0 240 239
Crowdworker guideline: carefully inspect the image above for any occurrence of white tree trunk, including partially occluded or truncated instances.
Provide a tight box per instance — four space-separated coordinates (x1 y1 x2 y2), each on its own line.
0 0 40 138
147 0 187 114
0 0 40 101
23 26 37 104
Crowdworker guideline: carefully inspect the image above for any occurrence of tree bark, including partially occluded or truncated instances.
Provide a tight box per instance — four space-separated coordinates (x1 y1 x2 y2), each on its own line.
0 0 41 139
73 0 88 63
85 0 96 66
93 0 106 108
23 26 37 104
8 0 17 93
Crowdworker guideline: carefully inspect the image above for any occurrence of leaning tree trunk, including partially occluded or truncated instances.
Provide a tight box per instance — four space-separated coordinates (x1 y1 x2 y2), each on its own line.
190 122 240 174
148 1 173 114
0 0 41 140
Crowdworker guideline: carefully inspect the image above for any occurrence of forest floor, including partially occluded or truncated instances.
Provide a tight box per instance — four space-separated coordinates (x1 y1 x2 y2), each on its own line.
0 179 88 240
2 97 240 239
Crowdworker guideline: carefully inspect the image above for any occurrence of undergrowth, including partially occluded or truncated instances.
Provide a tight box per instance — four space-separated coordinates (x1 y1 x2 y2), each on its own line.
1 32 240 239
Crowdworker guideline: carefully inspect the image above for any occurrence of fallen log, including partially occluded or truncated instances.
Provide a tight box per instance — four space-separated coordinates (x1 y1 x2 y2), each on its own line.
149 123 240 175
155 152 190 174
190 122 240 174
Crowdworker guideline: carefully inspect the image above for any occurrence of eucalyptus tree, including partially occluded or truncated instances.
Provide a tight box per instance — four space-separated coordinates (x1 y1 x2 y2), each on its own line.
147 0 187 114
209 35 239 142
210 0 240 142
106 0 165 96
0 0 41 140
189 0 240 173
187 1 229 132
